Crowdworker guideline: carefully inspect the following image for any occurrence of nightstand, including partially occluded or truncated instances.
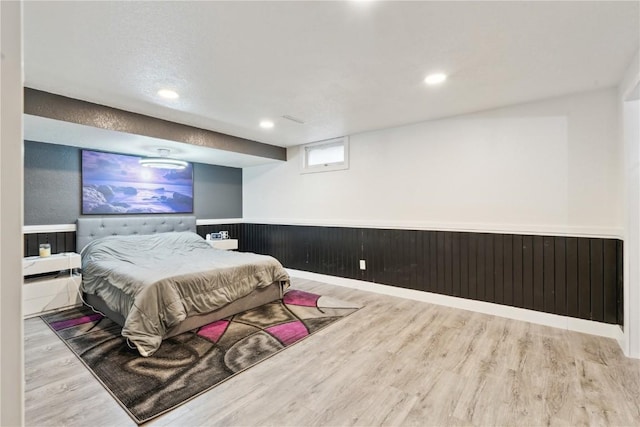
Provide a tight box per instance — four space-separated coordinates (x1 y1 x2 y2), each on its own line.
23 253 82 317
206 239 238 250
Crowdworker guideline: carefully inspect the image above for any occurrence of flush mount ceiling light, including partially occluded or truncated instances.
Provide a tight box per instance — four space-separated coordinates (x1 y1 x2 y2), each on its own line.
424 73 447 85
157 89 179 99
139 148 188 169
260 120 275 129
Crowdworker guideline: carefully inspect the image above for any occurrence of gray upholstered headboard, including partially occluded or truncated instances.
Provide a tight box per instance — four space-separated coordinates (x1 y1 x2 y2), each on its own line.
76 215 197 252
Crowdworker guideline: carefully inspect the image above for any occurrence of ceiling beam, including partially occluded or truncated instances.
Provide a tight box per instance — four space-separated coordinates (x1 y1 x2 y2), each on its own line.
24 88 286 161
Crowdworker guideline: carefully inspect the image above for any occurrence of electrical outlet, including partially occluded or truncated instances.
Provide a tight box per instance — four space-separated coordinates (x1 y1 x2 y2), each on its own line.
359 259 366 270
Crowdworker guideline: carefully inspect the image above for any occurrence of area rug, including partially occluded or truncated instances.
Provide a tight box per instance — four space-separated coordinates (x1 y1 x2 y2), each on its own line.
41 289 361 424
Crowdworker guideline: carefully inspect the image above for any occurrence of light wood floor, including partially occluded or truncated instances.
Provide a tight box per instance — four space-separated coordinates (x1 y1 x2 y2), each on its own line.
25 278 640 426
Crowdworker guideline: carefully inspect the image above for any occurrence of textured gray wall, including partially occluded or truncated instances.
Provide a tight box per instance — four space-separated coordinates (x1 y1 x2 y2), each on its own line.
24 141 81 225
24 141 242 225
193 162 242 219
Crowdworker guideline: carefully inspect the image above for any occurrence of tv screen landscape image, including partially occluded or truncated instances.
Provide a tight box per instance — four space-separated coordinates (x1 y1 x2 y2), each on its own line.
81 149 194 214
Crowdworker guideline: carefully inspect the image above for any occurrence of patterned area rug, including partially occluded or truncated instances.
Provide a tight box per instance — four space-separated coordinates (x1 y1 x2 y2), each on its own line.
41 289 361 424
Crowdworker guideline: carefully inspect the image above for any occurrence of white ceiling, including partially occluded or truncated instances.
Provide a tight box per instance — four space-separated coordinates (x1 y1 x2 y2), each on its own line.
23 1 640 165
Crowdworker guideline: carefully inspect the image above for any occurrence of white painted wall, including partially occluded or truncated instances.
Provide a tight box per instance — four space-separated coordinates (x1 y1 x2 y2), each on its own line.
624 99 640 358
620 49 640 358
0 0 25 424
245 88 621 238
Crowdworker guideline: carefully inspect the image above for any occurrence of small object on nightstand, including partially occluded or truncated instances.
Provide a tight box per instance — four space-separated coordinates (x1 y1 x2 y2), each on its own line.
219 231 229 239
39 243 51 257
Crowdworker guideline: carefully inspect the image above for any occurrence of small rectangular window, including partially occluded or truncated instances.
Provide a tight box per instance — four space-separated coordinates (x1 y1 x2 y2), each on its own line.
301 137 349 174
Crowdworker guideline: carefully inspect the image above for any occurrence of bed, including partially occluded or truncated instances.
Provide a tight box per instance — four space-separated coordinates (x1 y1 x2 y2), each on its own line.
77 215 290 357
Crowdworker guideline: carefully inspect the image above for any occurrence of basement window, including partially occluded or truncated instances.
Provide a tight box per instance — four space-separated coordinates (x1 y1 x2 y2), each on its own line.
301 137 349 174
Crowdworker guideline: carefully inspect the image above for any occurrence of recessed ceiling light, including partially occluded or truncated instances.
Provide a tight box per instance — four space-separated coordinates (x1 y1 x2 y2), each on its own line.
157 89 179 99
260 120 274 129
424 73 447 85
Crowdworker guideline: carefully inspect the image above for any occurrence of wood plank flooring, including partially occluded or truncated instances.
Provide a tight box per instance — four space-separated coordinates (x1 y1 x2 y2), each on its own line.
24 278 640 426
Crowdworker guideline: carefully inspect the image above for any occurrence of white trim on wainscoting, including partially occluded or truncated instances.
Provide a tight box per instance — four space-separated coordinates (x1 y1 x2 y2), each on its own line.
24 218 625 239
287 268 625 343
23 218 245 234
23 224 76 234
195 218 244 226
244 218 624 239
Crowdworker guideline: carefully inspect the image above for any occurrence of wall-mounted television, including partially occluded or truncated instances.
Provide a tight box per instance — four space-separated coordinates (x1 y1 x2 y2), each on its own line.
81 149 193 214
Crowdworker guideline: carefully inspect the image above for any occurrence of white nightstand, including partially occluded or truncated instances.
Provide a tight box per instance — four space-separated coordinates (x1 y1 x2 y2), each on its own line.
23 253 82 317
206 239 238 250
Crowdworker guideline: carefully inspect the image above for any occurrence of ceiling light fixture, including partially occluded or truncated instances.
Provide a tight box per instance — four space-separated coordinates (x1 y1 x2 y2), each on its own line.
139 148 188 169
424 73 447 85
260 120 275 129
157 89 179 99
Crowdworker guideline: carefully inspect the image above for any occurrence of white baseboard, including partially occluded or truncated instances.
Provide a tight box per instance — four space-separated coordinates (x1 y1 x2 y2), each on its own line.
287 269 625 343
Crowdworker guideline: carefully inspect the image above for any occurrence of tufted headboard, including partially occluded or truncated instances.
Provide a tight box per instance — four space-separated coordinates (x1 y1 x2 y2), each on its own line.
76 215 197 252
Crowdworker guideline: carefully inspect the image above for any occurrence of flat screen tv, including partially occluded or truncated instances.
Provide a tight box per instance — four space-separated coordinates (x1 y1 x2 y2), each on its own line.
81 149 194 214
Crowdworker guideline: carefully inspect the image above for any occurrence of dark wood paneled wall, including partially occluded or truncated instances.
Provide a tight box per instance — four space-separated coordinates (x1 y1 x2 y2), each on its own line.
23 223 624 326
24 232 76 257
242 224 624 325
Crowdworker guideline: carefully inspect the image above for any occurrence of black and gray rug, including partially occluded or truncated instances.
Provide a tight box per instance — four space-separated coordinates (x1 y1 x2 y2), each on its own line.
41 289 361 424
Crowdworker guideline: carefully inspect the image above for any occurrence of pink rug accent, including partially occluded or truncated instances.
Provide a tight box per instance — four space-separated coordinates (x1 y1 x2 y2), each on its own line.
266 321 309 345
50 313 103 331
283 289 319 307
197 319 230 343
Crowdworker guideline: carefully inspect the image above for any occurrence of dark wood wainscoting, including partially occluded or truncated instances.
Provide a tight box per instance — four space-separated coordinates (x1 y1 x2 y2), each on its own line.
23 223 624 326
24 231 76 257
242 224 623 325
